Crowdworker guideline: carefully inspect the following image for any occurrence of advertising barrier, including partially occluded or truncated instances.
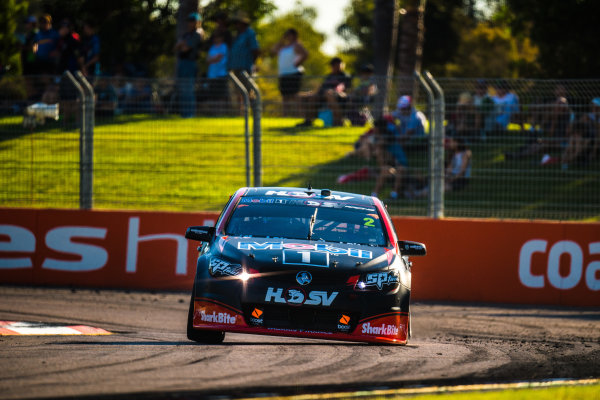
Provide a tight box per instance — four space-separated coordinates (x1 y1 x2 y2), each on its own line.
0 208 598 306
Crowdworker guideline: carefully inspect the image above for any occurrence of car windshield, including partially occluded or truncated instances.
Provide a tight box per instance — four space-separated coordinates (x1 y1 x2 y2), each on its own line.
224 197 387 246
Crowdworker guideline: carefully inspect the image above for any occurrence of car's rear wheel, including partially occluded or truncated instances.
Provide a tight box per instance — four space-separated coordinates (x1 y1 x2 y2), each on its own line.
186 289 225 344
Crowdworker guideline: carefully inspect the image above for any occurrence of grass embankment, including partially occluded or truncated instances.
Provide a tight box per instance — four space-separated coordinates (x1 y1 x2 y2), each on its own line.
0 115 598 220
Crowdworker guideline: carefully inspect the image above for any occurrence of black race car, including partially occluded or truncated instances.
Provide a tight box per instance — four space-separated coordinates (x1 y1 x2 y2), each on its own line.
185 187 426 344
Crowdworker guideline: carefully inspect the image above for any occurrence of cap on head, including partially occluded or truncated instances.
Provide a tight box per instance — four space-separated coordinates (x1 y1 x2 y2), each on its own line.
230 10 250 24
330 57 343 66
397 95 412 109
592 97 600 107
39 14 52 24
187 12 201 22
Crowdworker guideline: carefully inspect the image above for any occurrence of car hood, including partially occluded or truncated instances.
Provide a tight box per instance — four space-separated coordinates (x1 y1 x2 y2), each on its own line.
214 236 393 271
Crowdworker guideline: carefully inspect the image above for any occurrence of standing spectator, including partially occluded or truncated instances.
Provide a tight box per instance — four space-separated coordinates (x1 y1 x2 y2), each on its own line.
174 12 204 118
391 95 427 138
492 79 519 133
79 20 101 78
56 19 81 74
271 28 309 116
228 10 259 75
472 79 494 139
296 57 352 127
205 31 229 112
207 11 232 48
33 14 60 75
18 16 38 75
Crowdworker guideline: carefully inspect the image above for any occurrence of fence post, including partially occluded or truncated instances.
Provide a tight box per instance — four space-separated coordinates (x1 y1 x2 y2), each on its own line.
75 72 95 209
241 71 262 188
62 71 89 209
424 71 445 219
228 71 251 187
414 71 438 218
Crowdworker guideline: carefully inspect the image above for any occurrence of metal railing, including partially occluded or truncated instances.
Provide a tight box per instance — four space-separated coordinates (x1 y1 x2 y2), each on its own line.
0 73 598 220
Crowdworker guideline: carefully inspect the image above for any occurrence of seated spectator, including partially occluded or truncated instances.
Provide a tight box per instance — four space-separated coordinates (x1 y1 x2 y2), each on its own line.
408 137 472 198
582 97 600 162
561 120 595 169
391 95 427 138
371 117 407 200
296 57 352 127
346 63 377 126
271 28 309 116
491 79 519 133
95 77 118 117
447 92 478 139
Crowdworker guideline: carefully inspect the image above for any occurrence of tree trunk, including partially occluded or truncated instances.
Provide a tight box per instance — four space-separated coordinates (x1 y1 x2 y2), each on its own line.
396 0 426 97
372 0 399 118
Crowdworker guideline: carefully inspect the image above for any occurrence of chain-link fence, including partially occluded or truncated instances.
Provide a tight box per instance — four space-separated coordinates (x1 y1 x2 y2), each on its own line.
1 73 598 220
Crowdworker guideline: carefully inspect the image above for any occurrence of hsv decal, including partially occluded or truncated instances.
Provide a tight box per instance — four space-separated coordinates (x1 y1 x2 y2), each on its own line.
265 287 338 306
364 271 400 290
238 242 372 259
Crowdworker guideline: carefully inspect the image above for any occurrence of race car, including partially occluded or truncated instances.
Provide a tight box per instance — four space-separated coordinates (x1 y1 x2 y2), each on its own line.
185 187 426 345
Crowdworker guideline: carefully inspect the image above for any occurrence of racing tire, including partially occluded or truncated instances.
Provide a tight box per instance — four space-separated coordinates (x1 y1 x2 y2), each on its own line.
186 290 225 344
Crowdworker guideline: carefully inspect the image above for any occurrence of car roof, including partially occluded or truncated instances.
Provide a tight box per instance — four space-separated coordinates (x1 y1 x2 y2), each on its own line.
241 187 376 207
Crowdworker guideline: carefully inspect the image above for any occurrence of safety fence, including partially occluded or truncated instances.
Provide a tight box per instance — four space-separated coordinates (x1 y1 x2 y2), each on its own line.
0 73 599 220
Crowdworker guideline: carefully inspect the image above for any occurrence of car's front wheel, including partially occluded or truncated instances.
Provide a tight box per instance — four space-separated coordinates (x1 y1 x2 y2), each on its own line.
186 289 225 344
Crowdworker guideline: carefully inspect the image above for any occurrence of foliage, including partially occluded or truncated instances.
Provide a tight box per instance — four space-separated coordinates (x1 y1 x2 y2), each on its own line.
443 22 540 78
0 0 28 76
504 0 600 78
336 0 374 71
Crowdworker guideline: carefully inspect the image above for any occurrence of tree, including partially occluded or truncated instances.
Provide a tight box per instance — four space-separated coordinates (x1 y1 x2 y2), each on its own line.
0 0 27 76
505 0 600 78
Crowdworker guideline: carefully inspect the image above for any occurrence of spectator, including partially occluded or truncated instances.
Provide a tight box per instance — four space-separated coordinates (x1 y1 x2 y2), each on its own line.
408 137 472 199
205 31 229 112
33 14 60 75
492 79 519 133
95 77 118 117
346 63 377 126
271 28 309 116
372 117 407 200
583 97 600 162
296 57 352 127
447 92 478 139
56 19 81 74
174 12 204 118
79 20 101 78
18 16 38 75
472 79 494 139
561 120 594 169
228 10 259 75
207 11 232 48
391 95 427 138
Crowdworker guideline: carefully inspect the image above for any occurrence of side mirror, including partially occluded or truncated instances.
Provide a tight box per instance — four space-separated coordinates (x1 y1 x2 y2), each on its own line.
185 226 215 242
398 240 426 256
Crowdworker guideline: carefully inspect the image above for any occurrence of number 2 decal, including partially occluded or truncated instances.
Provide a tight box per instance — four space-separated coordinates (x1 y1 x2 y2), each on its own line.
363 217 375 227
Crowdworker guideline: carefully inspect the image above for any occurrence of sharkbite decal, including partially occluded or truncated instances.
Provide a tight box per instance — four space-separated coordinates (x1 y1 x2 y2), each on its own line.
237 242 373 259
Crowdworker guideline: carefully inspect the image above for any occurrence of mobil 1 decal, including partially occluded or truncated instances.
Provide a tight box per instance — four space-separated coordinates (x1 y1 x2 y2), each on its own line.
238 242 372 260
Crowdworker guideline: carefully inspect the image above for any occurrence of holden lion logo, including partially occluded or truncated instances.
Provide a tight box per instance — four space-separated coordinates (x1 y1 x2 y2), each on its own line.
296 271 312 285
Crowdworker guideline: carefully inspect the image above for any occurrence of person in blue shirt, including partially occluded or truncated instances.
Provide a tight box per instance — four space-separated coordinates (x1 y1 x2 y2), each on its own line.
79 20 101 78
33 14 60 74
227 10 259 74
205 31 229 111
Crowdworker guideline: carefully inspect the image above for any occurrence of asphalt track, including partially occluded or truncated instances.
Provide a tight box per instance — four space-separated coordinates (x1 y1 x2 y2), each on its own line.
0 286 598 400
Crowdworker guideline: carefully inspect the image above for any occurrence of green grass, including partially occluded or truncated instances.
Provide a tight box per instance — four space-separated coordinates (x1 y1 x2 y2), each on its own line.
0 114 598 220
397 382 600 400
